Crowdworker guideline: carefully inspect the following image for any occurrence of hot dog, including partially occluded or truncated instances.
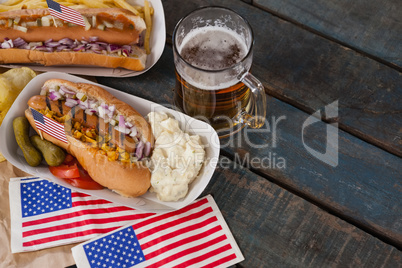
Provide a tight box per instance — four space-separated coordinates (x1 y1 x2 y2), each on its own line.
25 79 154 197
0 8 147 71
28 95 138 153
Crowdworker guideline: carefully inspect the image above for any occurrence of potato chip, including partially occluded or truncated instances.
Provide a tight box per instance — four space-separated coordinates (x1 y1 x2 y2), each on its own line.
0 67 36 111
0 78 14 111
1 67 37 92
0 67 36 162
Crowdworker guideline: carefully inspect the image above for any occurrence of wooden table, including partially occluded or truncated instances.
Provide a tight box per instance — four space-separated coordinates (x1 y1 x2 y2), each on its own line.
97 0 402 266
2 0 401 267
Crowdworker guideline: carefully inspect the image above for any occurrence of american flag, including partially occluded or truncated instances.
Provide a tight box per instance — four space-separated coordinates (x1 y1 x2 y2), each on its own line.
46 0 85 27
9 177 155 253
72 195 244 268
31 108 68 144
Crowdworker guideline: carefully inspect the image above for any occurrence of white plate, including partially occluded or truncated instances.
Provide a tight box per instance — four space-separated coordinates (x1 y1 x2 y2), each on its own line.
0 0 166 77
0 72 220 212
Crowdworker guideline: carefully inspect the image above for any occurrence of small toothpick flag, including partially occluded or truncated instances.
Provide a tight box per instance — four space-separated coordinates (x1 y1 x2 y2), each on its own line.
31 108 68 144
46 0 86 27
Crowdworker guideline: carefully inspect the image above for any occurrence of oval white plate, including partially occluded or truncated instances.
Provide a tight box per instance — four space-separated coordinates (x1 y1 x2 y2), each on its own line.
0 0 166 77
0 72 220 212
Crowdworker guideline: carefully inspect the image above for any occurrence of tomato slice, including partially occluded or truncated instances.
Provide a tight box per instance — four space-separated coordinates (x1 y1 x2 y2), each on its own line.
62 170 104 190
49 154 104 190
49 163 80 179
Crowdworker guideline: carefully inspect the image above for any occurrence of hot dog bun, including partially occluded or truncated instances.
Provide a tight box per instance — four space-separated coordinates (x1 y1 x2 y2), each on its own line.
0 8 148 71
25 79 154 197
0 47 147 71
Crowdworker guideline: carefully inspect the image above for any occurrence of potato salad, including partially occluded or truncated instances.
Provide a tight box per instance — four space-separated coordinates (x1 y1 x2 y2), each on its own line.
147 112 205 201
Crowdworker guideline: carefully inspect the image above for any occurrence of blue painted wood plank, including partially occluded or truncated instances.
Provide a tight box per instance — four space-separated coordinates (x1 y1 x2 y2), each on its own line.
253 0 402 68
221 95 402 246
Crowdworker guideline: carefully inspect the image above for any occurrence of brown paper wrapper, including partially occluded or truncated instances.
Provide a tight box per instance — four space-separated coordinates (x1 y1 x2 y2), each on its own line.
0 161 77 267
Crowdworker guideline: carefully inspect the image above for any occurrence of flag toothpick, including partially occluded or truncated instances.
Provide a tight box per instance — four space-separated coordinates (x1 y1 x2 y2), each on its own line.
46 0 85 27
31 108 68 144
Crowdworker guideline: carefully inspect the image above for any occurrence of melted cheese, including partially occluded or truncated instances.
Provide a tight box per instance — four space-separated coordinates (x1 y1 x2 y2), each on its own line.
148 112 205 201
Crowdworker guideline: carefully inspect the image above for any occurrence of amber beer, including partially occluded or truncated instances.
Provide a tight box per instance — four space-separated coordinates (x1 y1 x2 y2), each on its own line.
174 26 251 131
173 7 266 136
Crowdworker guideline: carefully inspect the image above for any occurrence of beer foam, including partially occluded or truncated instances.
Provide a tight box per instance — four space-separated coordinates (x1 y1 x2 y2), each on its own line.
177 26 248 90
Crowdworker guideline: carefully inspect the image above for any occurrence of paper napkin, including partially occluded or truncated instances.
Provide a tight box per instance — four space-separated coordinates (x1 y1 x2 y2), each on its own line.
72 195 244 268
9 177 155 253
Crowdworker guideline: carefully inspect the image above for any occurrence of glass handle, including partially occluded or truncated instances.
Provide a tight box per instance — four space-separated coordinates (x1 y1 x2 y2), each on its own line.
239 72 267 128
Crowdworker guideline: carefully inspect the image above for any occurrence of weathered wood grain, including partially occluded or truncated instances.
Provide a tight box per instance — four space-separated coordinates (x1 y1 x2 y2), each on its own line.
221 96 402 248
162 0 402 157
202 156 402 267
253 0 402 68
96 44 402 248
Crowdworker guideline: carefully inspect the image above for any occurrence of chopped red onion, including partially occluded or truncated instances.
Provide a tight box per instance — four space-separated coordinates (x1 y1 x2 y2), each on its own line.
59 85 76 95
118 115 126 131
98 106 106 118
78 100 89 109
88 43 101 51
129 126 137 137
56 45 69 51
89 101 98 109
114 125 130 134
85 109 97 115
107 44 120 53
136 141 144 160
49 91 61 101
1 39 13 49
144 142 151 157
87 99 96 107
108 105 116 112
46 41 60 48
73 44 86 52
89 36 99 42
35 46 53 52
122 45 132 53
58 38 74 46
104 110 112 118
13 37 26 47
65 98 79 107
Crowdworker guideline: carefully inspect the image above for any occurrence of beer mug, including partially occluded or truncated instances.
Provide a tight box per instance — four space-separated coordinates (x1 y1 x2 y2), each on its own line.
173 6 266 137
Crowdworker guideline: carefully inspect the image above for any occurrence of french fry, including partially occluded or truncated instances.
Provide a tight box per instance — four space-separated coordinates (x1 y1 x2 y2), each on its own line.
69 4 91 9
0 4 21 12
143 0 152 54
65 0 82 3
26 2 47 9
113 0 139 15
1 0 24 6
81 0 110 8
57 1 76 6
132 5 154 15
